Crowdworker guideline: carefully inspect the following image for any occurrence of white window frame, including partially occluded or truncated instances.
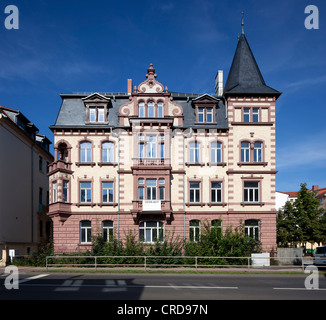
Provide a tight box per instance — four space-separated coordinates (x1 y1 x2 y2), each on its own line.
189 220 200 242
102 181 114 203
244 181 260 203
241 142 250 162
189 142 200 163
102 220 114 242
211 142 222 163
80 182 92 203
189 182 200 203
80 142 92 162
80 220 92 244
211 182 222 203
253 142 263 162
139 221 164 243
102 141 114 163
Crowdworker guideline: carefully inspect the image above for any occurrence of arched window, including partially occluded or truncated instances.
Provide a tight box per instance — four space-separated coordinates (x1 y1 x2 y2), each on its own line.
157 102 164 118
80 220 92 244
211 141 222 163
241 142 250 162
139 102 145 118
102 220 114 242
80 141 92 162
58 142 68 162
189 220 200 242
102 141 114 163
147 101 155 117
245 219 260 240
139 221 164 243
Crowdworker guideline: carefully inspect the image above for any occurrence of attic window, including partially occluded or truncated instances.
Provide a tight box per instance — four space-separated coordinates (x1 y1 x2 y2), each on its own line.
196 107 215 124
88 107 105 123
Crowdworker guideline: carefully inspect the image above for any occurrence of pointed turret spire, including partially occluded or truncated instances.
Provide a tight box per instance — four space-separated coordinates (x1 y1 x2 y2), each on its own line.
241 12 245 35
224 30 281 97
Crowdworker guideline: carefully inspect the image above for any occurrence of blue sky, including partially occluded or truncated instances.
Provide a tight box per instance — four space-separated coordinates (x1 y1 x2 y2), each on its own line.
0 0 325 192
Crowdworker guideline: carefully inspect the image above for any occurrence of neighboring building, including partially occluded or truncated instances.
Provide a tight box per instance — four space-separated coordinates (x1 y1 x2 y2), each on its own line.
48 31 281 253
0 106 53 262
276 185 326 211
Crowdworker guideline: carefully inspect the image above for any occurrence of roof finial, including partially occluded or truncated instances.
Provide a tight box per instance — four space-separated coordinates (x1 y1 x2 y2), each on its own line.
241 12 245 34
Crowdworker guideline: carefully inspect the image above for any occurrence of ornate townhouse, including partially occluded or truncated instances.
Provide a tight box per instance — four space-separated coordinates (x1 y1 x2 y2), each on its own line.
48 32 281 253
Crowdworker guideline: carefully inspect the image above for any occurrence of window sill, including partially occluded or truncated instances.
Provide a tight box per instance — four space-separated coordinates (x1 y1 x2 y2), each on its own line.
241 202 265 207
75 162 96 167
194 122 217 125
186 202 205 207
185 162 205 167
97 162 118 167
76 202 96 207
237 162 268 167
85 121 109 125
207 202 227 207
231 122 273 126
207 162 227 167
98 202 118 208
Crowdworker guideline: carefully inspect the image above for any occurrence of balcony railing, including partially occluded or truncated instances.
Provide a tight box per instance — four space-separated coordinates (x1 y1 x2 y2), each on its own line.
132 200 171 212
132 158 170 166
48 160 72 174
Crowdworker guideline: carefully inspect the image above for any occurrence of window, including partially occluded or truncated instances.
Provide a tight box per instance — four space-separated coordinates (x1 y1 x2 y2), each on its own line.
80 182 92 203
206 108 213 123
157 102 163 118
197 107 214 123
80 220 91 244
243 107 260 122
102 141 114 163
159 178 165 200
102 220 114 242
189 220 200 242
102 182 114 203
211 182 222 203
147 101 155 117
52 182 57 203
139 221 164 243
244 182 259 203
139 102 145 118
245 220 260 240
211 220 222 238
211 142 222 163
189 142 200 163
138 178 165 200
39 156 43 171
190 182 200 203
138 178 144 200
241 142 250 162
198 108 205 123
98 108 105 122
253 142 263 162
89 108 96 122
244 108 250 122
63 180 69 203
146 179 157 200
252 108 259 122
80 142 92 162
146 136 157 158
88 107 106 123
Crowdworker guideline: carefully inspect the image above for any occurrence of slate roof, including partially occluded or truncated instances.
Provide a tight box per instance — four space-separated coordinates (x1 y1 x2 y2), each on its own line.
51 94 228 130
224 34 281 97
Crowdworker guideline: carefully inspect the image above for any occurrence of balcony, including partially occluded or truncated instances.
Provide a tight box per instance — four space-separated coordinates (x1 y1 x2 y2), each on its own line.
132 158 171 170
48 160 73 175
131 200 172 221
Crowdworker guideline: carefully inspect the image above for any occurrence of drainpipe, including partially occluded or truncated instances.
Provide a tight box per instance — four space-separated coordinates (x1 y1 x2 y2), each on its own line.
31 142 35 243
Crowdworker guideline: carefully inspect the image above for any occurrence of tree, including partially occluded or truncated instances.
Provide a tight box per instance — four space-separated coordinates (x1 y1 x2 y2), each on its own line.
294 183 324 249
277 201 301 247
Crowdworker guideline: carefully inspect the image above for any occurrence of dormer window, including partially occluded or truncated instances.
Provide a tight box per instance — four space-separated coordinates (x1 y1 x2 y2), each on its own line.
137 101 164 118
82 93 110 124
88 106 106 123
192 94 219 125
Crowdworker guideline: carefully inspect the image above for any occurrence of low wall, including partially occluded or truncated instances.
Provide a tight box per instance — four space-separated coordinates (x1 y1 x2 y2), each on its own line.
277 248 303 265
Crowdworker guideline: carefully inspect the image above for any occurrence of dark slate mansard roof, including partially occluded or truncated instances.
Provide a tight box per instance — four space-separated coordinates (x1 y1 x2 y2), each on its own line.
50 33 280 131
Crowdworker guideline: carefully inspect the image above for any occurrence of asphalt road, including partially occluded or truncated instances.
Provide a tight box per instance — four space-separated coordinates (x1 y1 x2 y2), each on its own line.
1 270 326 303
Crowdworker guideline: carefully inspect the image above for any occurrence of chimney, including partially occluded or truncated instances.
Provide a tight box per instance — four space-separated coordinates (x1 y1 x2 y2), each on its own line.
215 70 223 96
312 185 319 191
127 79 133 95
